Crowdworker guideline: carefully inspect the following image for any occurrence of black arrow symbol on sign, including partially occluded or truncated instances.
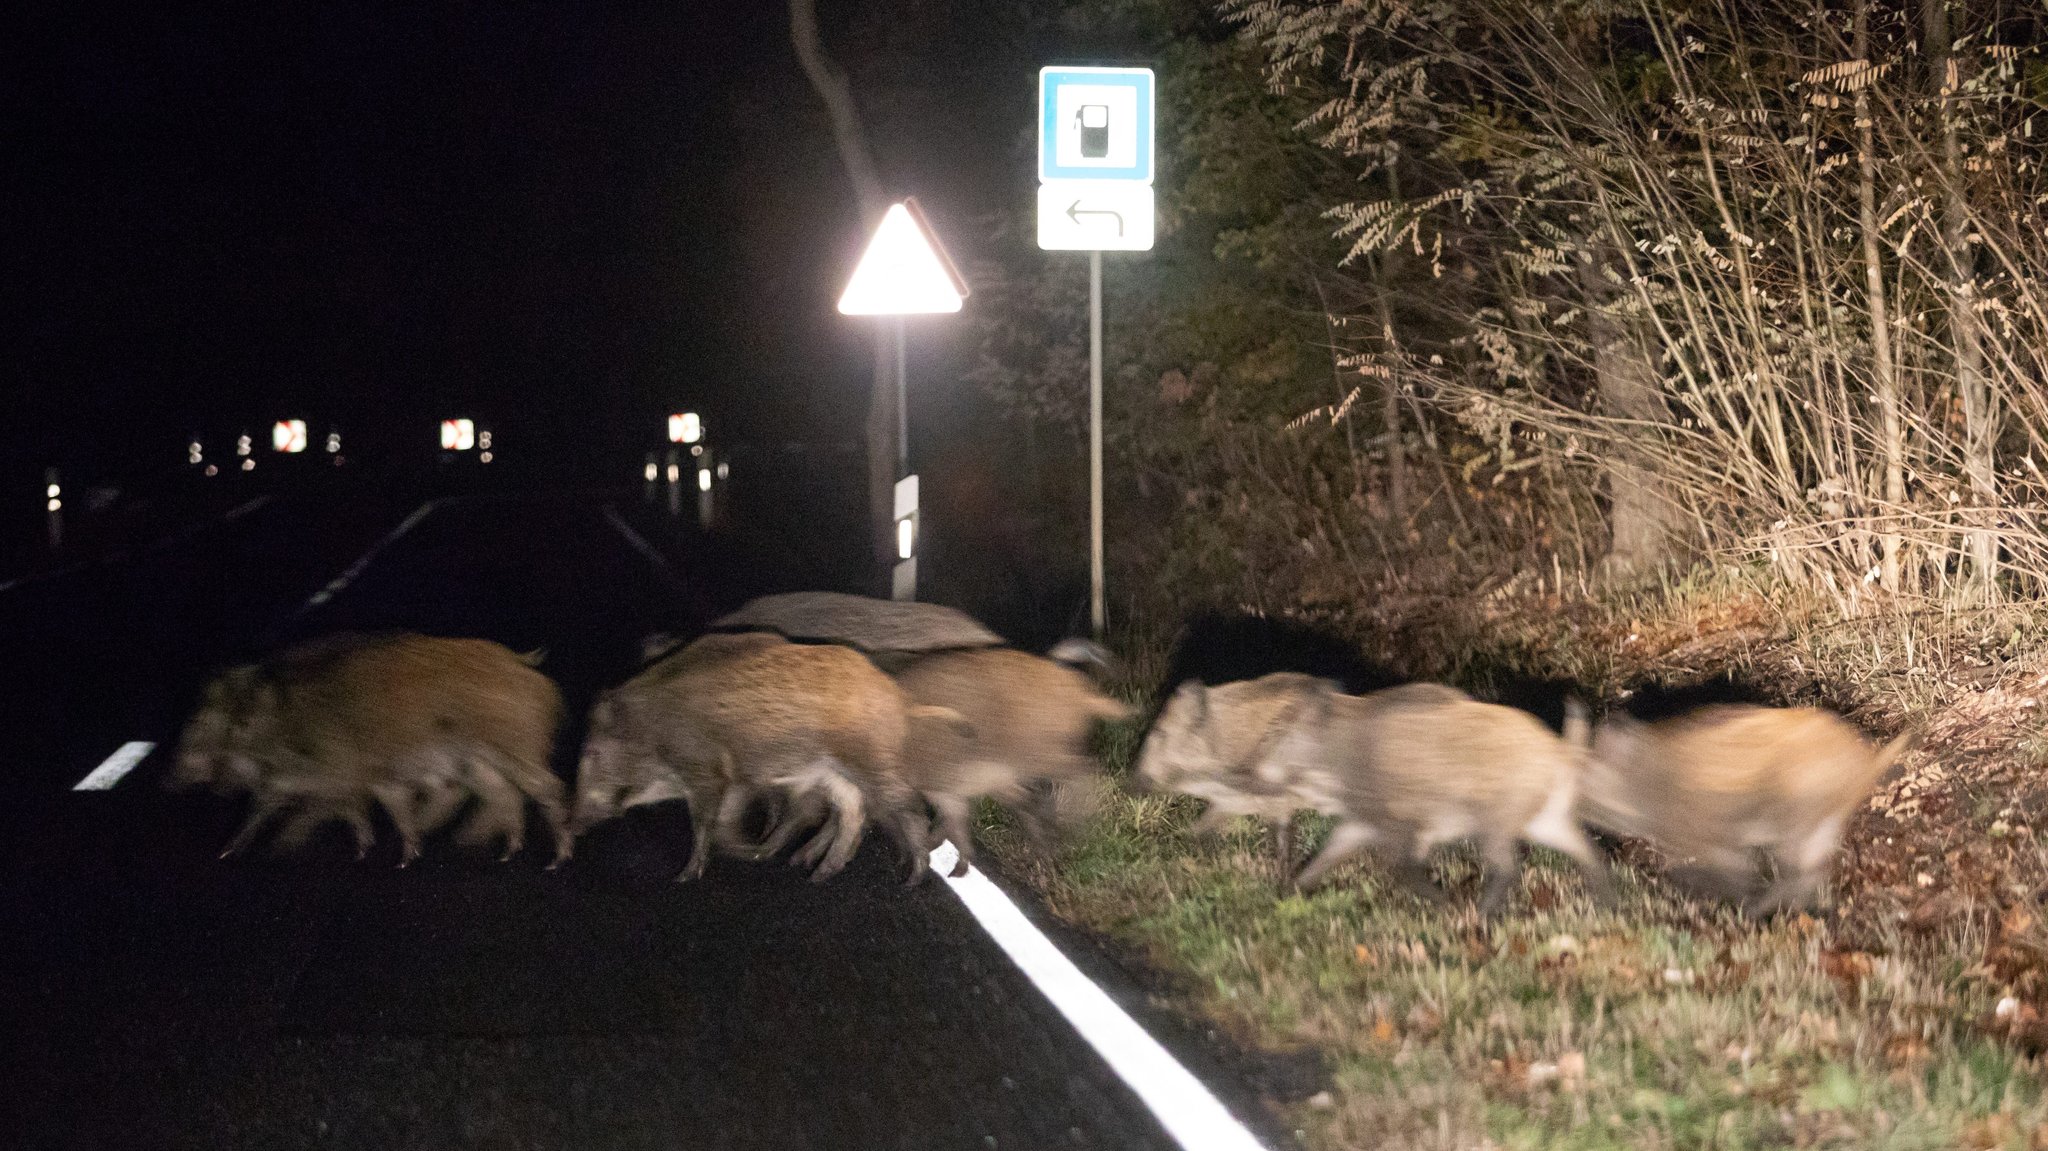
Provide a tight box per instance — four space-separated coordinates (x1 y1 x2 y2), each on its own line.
1066 200 1125 236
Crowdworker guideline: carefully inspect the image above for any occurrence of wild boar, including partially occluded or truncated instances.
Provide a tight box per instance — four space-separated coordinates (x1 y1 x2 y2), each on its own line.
639 630 788 680
896 643 1134 874
1141 674 1610 913
1583 704 1919 914
180 633 568 865
1136 675 1463 877
573 639 932 884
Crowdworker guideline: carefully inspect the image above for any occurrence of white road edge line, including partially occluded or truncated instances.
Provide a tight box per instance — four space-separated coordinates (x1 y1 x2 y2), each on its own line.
601 506 681 579
0 495 277 597
75 742 155 791
298 500 439 612
929 840 1270 1151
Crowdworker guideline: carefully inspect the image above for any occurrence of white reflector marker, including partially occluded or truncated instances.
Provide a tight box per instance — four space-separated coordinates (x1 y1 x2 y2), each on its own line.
75 742 155 791
837 200 969 315
929 841 1270 1151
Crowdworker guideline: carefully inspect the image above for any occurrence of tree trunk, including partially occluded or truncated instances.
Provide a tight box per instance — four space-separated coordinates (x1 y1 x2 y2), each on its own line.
1854 0 1908 593
1922 0 1997 602
789 0 898 591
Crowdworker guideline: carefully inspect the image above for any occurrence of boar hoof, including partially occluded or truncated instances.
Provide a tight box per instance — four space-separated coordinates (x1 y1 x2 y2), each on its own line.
949 857 970 879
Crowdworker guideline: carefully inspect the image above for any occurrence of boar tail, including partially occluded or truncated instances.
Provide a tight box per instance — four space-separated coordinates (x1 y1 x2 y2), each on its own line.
1872 724 1923 783
1049 638 1118 678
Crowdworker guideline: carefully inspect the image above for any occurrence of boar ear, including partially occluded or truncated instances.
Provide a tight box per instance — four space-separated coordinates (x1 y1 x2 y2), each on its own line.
1173 680 1208 723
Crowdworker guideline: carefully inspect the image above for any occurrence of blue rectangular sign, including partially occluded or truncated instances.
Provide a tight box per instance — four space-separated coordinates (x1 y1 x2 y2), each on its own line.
1038 66 1154 184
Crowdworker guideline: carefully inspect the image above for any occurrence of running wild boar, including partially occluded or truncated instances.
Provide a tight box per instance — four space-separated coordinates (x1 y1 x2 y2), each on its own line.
895 641 1134 875
573 638 934 884
1583 704 1918 914
1135 675 1462 876
176 633 568 865
1140 674 1610 914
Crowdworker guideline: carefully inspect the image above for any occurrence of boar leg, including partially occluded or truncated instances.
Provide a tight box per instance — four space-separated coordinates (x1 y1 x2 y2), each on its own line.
741 789 829 861
493 755 571 868
1668 844 1759 905
221 790 293 859
1373 830 1444 903
454 761 528 862
1188 805 1238 841
411 778 472 840
1015 782 1061 853
1293 819 1380 892
865 777 932 887
678 775 727 882
790 817 836 870
272 800 375 859
931 794 976 876
1273 815 1295 882
805 774 869 883
1523 809 1616 907
1749 814 1846 917
269 806 328 854
1476 836 1524 918
708 785 754 857
370 782 430 867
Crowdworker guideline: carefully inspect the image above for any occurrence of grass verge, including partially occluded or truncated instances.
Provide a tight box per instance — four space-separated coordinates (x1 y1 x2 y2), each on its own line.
986 573 2048 1150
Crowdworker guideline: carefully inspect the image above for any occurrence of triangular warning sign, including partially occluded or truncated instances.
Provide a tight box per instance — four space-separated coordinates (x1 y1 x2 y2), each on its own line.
837 198 969 316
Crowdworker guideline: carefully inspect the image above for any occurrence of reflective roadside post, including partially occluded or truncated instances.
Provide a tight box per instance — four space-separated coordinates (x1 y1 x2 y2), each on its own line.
664 448 682 519
697 452 715 529
44 468 62 553
643 452 659 503
892 474 918 601
837 197 968 601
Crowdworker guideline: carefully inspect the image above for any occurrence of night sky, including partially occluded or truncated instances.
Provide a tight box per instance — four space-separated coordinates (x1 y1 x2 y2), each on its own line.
4 2 1049 487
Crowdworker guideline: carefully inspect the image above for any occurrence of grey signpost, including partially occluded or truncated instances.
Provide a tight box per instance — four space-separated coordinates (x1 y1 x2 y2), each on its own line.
1037 65 1155 637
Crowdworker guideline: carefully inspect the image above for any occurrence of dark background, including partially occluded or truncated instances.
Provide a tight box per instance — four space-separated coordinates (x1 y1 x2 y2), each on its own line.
2 1 1169 637
1 2 1071 478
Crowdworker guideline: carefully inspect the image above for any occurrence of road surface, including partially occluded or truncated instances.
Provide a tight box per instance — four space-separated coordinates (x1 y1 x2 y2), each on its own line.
0 482 1279 1150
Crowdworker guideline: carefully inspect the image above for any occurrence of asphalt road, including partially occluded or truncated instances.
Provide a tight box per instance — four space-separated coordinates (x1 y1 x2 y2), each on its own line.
0 484 1216 1151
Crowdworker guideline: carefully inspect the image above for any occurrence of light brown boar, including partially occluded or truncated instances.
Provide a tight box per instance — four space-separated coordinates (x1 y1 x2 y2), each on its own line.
175 636 433 859
1584 705 1918 914
894 644 1135 875
1135 675 1464 878
1141 674 1610 913
186 633 568 865
572 639 934 884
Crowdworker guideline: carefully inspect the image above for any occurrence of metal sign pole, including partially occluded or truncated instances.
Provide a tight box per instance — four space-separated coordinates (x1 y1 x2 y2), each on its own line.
894 316 908 476
1089 249 1104 637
